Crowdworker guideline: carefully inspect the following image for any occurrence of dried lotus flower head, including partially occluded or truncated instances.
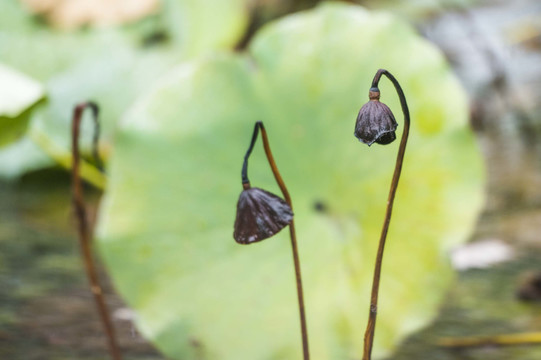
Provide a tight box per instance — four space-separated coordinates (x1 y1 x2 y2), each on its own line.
354 87 398 146
233 185 293 244
233 121 294 244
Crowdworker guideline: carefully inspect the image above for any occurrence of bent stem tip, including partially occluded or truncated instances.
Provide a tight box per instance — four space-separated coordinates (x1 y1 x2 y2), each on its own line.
71 101 122 360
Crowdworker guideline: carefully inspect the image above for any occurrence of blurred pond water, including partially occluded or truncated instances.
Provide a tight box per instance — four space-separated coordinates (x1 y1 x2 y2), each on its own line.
0 171 161 359
1 170 540 358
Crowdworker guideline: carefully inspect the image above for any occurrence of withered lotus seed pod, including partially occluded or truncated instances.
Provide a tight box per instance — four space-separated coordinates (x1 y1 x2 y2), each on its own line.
233 185 293 244
354 87 398 146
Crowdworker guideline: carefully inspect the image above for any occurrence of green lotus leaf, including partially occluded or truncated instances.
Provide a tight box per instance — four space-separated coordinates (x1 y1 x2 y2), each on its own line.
0 136 53 179
0 63 45 147
97 3 484 359
0 0 249 81
162 0 250 56
0 0 250 176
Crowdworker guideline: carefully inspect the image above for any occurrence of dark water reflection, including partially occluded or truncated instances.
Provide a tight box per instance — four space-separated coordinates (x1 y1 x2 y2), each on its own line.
0 171 161 359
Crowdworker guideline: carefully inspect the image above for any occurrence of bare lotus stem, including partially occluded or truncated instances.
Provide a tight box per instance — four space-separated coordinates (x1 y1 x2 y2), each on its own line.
439 332 541 348
259 122 310 360
234 121 310 360
71 102 122 360
354 69 410 360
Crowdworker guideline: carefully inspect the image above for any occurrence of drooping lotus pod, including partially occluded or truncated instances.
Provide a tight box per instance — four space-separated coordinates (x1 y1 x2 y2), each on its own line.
233 185 293 244
354 87 398 146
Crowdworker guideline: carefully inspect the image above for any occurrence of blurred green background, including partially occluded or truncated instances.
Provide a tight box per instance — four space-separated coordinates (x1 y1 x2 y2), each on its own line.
1 0 541 359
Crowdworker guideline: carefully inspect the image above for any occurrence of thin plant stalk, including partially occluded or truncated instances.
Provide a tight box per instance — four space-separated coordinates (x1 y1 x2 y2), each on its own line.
362 70 410 360
71 102 122 360
241 121 310 360
258 122 310 360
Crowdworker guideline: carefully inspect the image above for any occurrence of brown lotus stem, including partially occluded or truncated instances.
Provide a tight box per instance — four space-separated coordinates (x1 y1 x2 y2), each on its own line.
71 102 122 360
257 121 310 360
362 70 410 360
439 332 541 348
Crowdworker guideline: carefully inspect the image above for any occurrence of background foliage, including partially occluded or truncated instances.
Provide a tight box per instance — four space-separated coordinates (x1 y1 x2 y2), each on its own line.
0 0 250 177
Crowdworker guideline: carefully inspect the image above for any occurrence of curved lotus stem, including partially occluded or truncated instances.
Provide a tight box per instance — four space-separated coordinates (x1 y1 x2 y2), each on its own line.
237 121 310 360
71 102 122 360
361 69 410 360
258 122 310 360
